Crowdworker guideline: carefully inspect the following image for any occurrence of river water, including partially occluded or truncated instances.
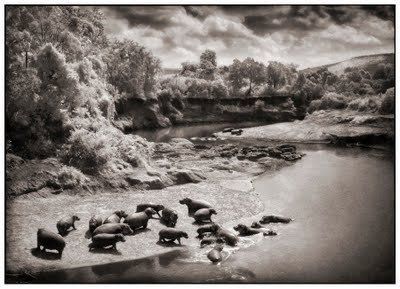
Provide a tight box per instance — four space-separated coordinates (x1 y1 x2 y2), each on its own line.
32 125 394 283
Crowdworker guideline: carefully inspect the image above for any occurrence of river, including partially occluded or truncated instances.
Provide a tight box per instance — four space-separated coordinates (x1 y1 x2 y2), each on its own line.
31 124 394 283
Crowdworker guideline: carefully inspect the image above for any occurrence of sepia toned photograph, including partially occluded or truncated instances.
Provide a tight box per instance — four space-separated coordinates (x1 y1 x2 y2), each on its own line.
4 3 395 284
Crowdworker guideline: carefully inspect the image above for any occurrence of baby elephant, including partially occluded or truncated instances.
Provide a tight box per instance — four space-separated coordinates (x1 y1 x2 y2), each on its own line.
158 228 188 245
89 233 126 250
136 203 164 218
57 215 80 236
89 215 103 233
37 228 66 257
260 215 292 224
124 208 157 231
103 210 128 224
194 208 217 223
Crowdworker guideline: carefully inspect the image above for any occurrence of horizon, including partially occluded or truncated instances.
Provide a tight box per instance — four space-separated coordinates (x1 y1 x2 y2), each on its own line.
160 51 395 71
102 5 394 70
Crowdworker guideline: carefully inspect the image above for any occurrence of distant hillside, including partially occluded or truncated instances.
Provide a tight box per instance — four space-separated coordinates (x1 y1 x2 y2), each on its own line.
302 53 394 76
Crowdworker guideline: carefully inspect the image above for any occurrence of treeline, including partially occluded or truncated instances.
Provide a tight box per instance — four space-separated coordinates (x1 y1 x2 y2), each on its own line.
6 6 155 173
6 6 395 166
159 48 394 117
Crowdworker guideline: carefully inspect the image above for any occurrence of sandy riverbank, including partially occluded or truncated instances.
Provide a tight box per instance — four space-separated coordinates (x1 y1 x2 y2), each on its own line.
6 138 294 277
216 110 394 145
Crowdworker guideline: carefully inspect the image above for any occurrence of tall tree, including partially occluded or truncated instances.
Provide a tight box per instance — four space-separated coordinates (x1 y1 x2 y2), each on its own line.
228 58 266 96
266 61 287 89
198 49 217 80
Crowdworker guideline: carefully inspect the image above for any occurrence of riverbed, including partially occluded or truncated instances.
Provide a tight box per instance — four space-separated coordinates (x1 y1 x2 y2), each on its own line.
28 137 394 283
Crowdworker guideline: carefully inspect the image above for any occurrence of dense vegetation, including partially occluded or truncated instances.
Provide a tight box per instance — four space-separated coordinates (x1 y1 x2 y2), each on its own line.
6 6 395 169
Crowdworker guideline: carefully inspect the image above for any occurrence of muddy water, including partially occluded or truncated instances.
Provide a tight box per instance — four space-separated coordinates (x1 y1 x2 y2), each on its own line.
31 145 394 283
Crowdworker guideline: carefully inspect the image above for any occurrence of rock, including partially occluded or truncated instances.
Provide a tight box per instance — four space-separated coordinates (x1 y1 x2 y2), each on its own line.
230 129 243 136
169 138 194 149
155 159 172 169
6 154 24 169
236 154 246 160
125 173 167 190
246 152 268 161
222 128 233 133
167 169 205 185
267 148 283 158
194 144 211 150
276 144 296 153
6 156 87 198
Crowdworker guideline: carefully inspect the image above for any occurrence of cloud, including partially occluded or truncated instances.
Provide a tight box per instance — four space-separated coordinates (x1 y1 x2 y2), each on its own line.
104 6 182 30
101 5 394 69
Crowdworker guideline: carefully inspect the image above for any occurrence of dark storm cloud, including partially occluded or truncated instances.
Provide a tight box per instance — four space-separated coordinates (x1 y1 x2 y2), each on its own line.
105 6 180 29
220 5 395 35
360 6 394 22
242 6 331 34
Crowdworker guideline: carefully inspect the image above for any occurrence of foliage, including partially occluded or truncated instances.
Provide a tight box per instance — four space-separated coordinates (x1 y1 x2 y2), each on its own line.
104 40 161 101
198 49 217 80
228 57 267 96
308 92 347 113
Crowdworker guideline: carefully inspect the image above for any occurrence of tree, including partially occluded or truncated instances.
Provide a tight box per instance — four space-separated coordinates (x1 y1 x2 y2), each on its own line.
104 40 161 100
266 61 286 89
180 62 198 77
228 58 267 96
198 49 217 80
227 59 244 91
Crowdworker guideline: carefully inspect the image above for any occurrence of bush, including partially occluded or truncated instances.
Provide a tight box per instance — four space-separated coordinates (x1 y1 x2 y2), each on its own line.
62 117 150 175
379 88 394 114
347 96 381 112
56 166 88 189
62 128 113 174
308 92 347 113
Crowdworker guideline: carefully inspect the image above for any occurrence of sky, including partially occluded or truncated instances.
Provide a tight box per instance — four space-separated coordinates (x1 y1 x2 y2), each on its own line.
102 5 394 69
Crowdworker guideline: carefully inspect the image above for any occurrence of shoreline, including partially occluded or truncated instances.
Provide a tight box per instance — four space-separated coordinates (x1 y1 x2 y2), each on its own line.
6 110 394 281
6 145 284 278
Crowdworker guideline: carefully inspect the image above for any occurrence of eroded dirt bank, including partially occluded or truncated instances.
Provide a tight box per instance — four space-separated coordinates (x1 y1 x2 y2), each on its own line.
6 138 298 276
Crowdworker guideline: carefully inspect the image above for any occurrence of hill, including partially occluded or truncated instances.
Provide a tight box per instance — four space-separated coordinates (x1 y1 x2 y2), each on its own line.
302 53 394 76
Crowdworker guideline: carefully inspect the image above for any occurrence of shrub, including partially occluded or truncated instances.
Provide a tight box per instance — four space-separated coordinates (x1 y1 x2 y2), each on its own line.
379 88 394 114
56 166 88 189
62 128 113 174
347 97 381 112
308 92 347 113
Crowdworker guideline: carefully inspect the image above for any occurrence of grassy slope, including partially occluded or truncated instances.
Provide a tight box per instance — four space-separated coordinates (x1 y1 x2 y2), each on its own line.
302 53 394 76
